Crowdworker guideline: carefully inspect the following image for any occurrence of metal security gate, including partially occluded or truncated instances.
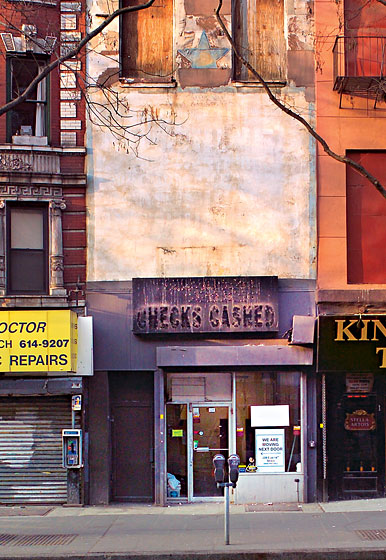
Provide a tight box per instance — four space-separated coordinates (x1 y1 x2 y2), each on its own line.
0 397 71 503
110 372 154 502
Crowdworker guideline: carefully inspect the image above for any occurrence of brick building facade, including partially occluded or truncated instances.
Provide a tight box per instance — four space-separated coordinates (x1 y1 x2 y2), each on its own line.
0 0 89 504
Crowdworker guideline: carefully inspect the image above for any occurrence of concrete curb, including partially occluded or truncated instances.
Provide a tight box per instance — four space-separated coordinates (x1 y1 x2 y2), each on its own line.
2 551 386 560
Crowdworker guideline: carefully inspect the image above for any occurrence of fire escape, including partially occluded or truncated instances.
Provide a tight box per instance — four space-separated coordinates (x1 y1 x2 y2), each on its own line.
333 36 386 108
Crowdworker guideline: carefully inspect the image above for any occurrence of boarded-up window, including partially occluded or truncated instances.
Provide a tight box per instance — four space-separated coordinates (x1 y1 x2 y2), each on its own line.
344 0 386 78
344 0 386 34
121 0 173 81
233 0 286 81
346 152 386 284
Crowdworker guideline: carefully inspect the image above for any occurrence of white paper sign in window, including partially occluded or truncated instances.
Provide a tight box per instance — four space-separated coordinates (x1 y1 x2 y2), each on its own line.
255 428 285 473
250 405 289 427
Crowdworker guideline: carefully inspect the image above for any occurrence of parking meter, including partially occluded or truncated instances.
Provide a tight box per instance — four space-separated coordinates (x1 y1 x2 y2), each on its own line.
228 454 240 487
213 454 226 484
213 454 240 546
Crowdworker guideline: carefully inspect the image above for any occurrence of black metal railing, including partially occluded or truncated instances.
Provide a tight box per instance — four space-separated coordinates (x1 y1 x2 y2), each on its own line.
333 35 386 80
333 36 386 105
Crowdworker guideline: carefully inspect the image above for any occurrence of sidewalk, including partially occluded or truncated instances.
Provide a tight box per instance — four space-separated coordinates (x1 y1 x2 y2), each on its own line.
1 499 386 559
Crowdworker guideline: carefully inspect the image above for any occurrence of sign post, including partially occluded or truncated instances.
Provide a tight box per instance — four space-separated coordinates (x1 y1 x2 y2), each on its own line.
224 483 230 545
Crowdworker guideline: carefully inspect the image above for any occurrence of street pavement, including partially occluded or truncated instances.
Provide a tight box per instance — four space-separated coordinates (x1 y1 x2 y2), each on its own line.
2 499 386 559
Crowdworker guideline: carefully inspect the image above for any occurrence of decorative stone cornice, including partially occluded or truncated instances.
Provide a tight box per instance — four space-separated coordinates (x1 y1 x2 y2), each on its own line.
0 186 63 199
0 154 33 172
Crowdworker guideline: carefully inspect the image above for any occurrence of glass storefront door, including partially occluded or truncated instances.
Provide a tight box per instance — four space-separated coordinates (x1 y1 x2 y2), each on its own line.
166 403 230 501
192 405 229 498
166 404 188 499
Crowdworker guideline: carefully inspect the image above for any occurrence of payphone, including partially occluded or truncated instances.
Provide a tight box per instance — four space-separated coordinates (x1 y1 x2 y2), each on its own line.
62 429 82 468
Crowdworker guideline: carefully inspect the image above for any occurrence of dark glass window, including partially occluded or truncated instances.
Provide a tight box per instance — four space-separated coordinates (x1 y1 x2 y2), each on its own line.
236 371 301 472
7 204 48 294
8 55 48 139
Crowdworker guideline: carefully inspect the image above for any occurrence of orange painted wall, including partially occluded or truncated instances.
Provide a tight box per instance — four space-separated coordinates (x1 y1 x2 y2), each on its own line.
315 0 386 291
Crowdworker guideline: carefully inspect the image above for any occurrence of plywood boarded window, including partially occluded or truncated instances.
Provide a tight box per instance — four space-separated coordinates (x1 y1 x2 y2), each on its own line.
121 0 173 81
233 0 286 81
346 151 386 284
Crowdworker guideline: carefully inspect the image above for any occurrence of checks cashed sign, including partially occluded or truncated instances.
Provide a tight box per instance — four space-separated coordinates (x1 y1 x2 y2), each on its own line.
133 276 278 334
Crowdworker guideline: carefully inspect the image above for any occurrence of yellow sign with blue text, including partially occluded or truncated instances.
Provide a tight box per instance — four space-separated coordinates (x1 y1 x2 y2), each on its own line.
0 310 77 372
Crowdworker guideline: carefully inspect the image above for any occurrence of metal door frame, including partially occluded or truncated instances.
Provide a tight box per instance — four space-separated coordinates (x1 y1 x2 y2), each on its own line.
164 372 236 503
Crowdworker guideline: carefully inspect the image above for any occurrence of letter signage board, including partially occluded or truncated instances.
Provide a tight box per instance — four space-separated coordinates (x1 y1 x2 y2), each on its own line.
132 276 278 334
318 315 386 372
0 310 77 372
255 428 285 473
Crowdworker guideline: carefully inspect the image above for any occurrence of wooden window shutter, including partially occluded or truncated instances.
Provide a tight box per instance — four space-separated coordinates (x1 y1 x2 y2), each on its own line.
234 0 286 81
121 0 173 81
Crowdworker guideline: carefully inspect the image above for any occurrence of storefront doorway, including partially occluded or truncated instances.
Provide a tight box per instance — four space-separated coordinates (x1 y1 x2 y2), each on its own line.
326 373 385 500
110 372 154 502
166 403 231 501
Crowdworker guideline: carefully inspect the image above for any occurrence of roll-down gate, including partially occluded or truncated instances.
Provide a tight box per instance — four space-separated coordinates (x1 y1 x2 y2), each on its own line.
0 397 71 503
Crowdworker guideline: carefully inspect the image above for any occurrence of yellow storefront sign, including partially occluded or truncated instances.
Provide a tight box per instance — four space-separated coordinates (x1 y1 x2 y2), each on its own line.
0 310 77 372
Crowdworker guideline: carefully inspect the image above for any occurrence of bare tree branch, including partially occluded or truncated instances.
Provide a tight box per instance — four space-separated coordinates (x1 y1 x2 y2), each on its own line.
215 0 386 199
0 0 156 117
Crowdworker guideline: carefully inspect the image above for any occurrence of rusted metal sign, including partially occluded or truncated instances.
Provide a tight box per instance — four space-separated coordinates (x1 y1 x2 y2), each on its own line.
133 276 278 334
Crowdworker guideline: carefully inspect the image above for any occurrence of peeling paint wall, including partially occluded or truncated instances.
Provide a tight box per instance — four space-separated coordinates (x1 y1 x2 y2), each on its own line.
86 0 316 282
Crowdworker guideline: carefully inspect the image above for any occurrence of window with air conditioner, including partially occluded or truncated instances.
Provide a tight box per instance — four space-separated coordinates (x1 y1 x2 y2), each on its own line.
7 55 48 145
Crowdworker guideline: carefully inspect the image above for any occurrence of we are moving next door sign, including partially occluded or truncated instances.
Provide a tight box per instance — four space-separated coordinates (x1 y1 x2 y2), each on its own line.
255 429 285 473
252 405 289 473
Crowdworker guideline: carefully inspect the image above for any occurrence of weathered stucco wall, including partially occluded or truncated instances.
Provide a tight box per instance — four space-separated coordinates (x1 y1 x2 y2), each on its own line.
86 0 316 282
